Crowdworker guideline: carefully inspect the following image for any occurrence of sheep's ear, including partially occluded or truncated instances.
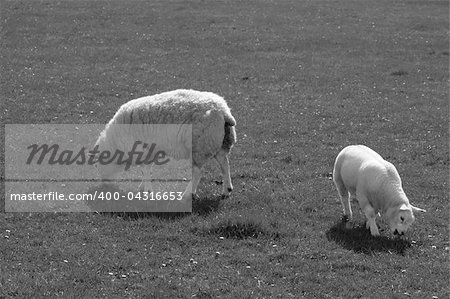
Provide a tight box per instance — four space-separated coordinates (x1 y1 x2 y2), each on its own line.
411 205 426 213
88 144 101 163
88 152 99 163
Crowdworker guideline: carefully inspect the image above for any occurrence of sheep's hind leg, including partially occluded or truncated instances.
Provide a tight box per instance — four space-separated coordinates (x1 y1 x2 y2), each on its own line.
181 166 202 201
214 149 233 197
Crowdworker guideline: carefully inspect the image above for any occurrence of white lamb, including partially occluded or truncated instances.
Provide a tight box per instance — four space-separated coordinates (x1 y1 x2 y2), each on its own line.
92 89 236 200
333 145 426 236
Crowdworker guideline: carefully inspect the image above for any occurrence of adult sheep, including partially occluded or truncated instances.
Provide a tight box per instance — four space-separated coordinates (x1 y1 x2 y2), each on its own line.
333 145 426 236
92 89 237 200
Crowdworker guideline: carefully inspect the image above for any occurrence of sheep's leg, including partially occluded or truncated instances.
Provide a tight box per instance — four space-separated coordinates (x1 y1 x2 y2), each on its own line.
214 149 233 197
191 166 202 196
138 172 153 194
181 166 202 201
97 163 123 184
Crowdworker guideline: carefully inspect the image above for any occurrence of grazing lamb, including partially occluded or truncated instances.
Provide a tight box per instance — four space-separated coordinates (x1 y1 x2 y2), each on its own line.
92 89 236 200
332 145 426 236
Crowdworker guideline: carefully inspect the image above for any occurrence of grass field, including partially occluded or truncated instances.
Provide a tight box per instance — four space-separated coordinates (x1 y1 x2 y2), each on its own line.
1 0 449 298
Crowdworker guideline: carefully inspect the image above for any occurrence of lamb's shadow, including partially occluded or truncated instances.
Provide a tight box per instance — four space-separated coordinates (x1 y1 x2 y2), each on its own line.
325 220 412 255
84 184 222 220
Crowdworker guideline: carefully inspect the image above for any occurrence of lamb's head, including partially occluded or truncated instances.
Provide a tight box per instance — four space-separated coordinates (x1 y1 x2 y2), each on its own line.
387 203 426 236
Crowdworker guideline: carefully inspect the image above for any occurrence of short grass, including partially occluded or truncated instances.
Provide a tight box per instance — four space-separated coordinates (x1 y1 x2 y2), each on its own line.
1 0 449 298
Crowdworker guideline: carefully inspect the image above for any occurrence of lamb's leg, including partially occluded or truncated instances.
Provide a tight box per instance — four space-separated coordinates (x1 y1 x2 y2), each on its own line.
355 191 380 236
214 149 233 197
334 176 352 222
363 205 380 236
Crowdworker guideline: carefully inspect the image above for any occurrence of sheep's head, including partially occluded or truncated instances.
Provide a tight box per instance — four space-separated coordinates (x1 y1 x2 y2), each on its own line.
88 134 105 166
387 203 426 236
88 132 119 181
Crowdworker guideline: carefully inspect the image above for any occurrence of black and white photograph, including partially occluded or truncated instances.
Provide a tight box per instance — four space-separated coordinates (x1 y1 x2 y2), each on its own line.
1 0 448 297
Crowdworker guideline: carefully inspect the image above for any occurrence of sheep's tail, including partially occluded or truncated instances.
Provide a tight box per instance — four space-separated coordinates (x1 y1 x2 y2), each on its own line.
223 111 236 127
222 111 236 151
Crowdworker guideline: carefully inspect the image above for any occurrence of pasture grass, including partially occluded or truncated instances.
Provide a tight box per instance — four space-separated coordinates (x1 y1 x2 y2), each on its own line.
1 0 448 298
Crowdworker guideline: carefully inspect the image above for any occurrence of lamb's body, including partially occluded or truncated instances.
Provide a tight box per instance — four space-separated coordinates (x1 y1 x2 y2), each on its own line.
94 89 236 200
333 145 425 236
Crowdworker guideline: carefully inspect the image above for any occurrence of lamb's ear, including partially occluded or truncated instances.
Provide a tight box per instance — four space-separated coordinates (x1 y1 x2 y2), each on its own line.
411 205 426 213
399 203 409 211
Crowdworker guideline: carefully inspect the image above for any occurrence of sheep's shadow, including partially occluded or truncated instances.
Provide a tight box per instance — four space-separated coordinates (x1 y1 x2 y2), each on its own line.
325 219 412 255
84 184 222 220
192 193 222 216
